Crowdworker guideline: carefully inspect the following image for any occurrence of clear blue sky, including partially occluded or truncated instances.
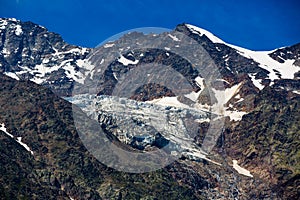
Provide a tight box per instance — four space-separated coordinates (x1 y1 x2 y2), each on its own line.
1 0 299 50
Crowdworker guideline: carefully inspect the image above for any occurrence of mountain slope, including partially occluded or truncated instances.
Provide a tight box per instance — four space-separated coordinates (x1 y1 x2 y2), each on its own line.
0 18 91 96
0 18 299 199
225 86 300 199
0 74 205 199
0 74 277 199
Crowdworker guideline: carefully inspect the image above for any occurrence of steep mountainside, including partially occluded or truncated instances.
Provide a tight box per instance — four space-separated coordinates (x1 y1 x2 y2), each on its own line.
0 18 299 199
0 18 91 96
1 74 282 200
225 86 300 199
0 74 204 199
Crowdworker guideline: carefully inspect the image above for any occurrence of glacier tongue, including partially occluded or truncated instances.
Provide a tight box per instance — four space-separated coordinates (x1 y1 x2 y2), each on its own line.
68 94 221 164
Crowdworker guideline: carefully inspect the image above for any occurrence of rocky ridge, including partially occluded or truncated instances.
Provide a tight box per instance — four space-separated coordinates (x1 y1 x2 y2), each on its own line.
0 18 91 96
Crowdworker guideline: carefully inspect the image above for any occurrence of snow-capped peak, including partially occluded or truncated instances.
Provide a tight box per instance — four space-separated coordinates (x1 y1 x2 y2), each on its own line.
186 24 225 44
185 23 300 89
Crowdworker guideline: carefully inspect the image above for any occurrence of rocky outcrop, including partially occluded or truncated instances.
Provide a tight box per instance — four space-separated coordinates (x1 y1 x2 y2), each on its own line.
0 18 91 96
226 86 300 199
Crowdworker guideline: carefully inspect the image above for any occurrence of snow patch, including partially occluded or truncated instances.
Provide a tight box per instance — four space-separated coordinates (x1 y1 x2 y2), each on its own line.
63 63 85 84
229 46 300 82
16 137 34 155
146 77 246 121
118 55 139 66
184 24 299 84
8 18 17 22
113 72 118 80
208 83 247 120
76 59 85 67
0 123 13 138
216 78 230 84
195 76 205 90
293 90 300 95
185 151 221 166
34 62 64 77
4 72 20 80
30 77 46 84
30 56 87 84
186 24 225 44
168 34 180 41
212 83 242 105
2 48 10 57
42 58 50 64
30 63 61 84
15 25 23 36
236 97 244 103
64 48 85 55
100 58 104 64
232 160 253 177
0 123 33 155
195 118 210 123
103 43 115 48
184 77 205 102
147 96 190 109
225 109 247 121
0 20 8 29
249 74 265 90
185 91 200 102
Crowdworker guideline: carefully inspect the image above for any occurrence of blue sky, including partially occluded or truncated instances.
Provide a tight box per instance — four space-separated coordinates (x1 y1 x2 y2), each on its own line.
1 0 299 50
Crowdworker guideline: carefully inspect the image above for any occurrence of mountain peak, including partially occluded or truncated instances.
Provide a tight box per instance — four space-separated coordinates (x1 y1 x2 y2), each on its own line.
0 18 299 199
0 18 91 96
184 23 226 44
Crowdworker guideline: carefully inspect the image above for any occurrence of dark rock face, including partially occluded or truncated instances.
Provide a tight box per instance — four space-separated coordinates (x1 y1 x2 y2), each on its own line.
0 131 67 200
0 18 91 96
130 83 176 101
273 79 300 91
175 24 270 85
269 43 300 65
226 87 300 199
94 46 201 98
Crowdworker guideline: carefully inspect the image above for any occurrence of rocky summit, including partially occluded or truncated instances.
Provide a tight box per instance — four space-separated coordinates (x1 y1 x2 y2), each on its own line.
0 18 91 96
0 18 299 199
